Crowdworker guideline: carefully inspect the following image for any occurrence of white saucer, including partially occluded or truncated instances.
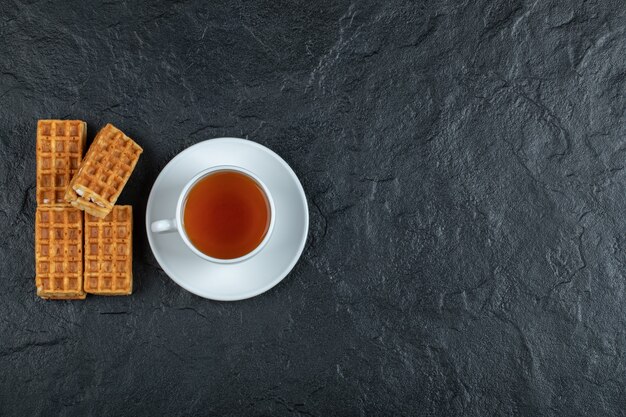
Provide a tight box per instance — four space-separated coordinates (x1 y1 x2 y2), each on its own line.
145 138 309 301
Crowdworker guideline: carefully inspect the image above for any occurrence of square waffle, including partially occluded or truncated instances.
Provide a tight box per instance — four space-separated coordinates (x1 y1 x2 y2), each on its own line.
65 124 142 218
36 120 86 205
84 205 133 295
35 207 85 299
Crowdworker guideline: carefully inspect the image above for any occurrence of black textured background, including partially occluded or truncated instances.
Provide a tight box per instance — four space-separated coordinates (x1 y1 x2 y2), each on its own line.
1 0 626 415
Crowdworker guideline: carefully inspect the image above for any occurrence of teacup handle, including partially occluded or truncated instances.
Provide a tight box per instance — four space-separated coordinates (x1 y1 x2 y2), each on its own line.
151 218 177 234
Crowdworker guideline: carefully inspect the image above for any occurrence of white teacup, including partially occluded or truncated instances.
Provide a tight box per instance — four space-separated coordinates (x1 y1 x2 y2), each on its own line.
150 165 276 264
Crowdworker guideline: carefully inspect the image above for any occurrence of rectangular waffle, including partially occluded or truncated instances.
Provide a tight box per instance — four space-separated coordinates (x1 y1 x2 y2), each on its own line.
35 207 85 299
36 120 86 205
65 124 142 218
84 205 133 295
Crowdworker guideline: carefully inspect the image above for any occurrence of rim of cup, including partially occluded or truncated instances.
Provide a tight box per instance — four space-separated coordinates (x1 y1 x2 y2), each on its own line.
175 165 276 264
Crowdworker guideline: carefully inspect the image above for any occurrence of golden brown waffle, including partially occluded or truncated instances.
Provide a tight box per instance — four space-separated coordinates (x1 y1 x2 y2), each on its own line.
36 120 86 205
84 206 133 295
35 207 85 299
65 124 142 218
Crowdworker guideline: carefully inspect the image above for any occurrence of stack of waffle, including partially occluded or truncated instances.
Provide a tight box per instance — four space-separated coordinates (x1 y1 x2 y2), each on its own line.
35 121 142 300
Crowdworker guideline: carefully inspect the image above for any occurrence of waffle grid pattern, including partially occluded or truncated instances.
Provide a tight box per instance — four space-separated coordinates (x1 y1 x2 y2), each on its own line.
65 124 142 218
35 207 85 299
36 120 86 205
84 206 133 295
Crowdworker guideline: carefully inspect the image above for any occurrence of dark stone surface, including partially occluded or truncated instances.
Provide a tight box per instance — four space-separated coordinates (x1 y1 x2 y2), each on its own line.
1 0 625 415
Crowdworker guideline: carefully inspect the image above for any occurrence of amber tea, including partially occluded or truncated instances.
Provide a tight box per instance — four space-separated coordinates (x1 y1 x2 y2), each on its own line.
182 170 271 260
